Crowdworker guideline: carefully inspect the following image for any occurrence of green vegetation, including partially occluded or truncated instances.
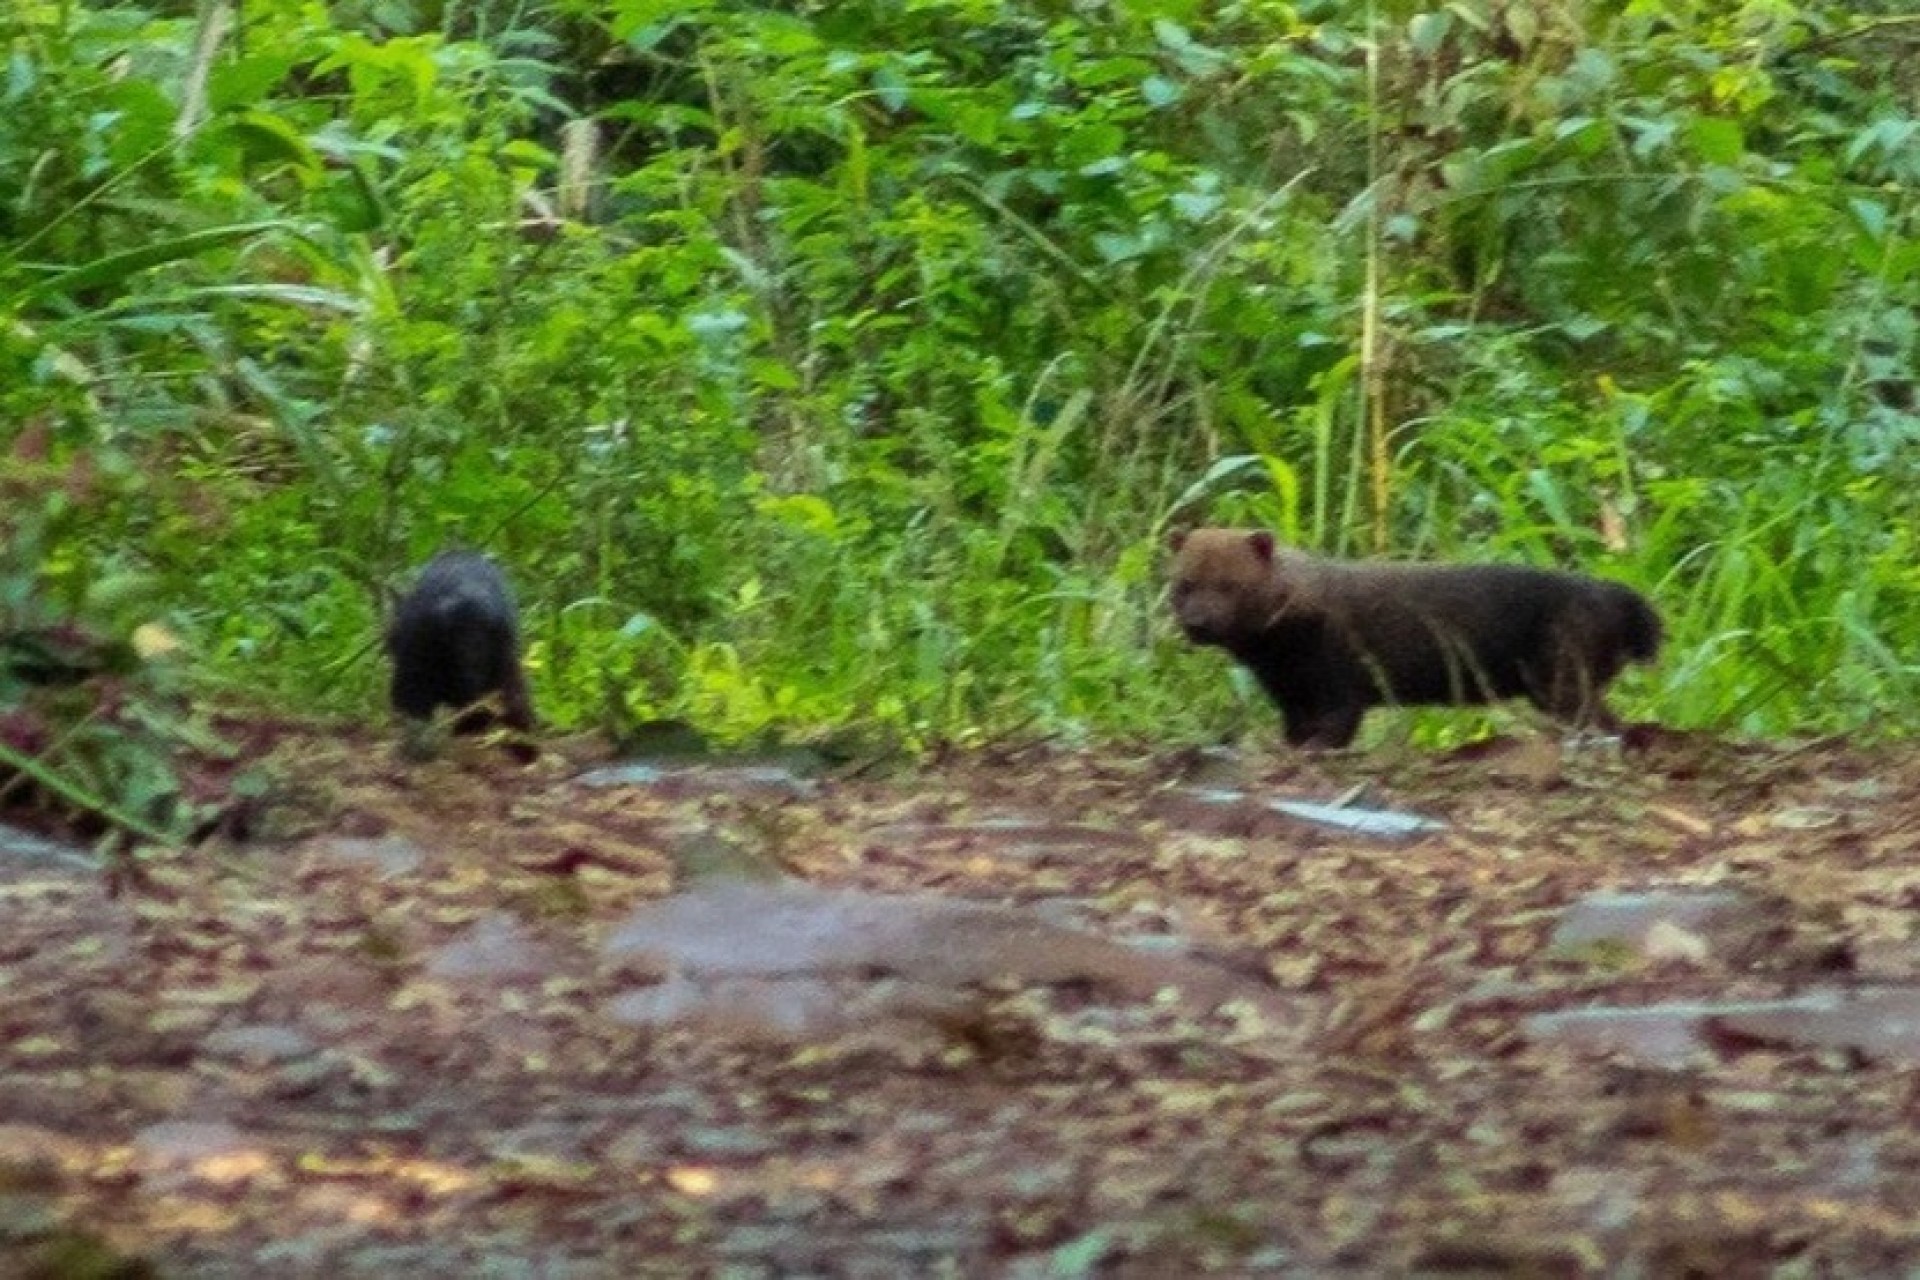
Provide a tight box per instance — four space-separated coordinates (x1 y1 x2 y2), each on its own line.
3 0 1918 828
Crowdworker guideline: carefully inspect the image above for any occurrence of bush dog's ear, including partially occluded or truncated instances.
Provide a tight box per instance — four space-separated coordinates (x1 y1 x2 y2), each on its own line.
1248 530 1276 564
1167 526 1191 555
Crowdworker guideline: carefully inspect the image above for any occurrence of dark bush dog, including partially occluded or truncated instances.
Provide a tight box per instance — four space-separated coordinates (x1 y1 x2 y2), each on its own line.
1169 528 1661 749
386 551 535 744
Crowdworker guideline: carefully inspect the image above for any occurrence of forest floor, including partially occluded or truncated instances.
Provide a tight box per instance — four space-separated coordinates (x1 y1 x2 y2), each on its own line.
5 720 1920 1276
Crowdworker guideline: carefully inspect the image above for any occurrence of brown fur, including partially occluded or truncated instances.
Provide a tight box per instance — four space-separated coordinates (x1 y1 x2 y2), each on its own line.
1169 528 1661 748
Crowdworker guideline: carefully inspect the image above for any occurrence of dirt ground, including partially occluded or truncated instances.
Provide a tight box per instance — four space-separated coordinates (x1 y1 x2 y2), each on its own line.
5 722 1920 1277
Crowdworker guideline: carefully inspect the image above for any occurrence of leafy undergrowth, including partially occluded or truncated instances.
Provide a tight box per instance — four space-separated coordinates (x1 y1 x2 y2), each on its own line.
4 723 1920 1275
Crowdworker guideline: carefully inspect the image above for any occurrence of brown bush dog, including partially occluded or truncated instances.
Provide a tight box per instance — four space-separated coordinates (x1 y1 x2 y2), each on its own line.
386 551 535 746
1168 528 1662 749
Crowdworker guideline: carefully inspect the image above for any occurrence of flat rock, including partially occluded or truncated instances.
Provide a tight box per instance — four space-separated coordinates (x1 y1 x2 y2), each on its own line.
1711 987 1920 1063
133 1121 255 1183
425 913 556 983
297 835 426 878
1267 796 1445 839
604 882 1286 1017
1547 887 1788 964
575 762 817 799
202 1023 318 1067
1155 787 1444 841
1526 988 1920 1066
0 825 95 876
607 972 976 1045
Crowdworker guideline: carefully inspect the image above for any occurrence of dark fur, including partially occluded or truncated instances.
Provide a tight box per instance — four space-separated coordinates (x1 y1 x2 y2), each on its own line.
1169 528 1661 749
386 551 535 735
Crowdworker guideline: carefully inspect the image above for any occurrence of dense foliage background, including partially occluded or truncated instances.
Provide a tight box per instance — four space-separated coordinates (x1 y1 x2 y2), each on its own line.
3 0 1918 814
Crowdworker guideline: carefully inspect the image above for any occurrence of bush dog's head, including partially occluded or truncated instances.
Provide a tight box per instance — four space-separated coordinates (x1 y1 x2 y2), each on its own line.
1168 527 1289 646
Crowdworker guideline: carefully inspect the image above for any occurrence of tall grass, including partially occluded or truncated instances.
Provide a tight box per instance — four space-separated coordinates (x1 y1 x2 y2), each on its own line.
5 0 1918 765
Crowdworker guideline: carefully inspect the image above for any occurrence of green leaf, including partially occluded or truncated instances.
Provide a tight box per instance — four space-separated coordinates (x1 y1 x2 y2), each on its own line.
123 283 367 314
1141 75 1182 108
223 110 322 174
1409 12 1450 57
209 51 299 111
17 221 298 308
873 66 909 114
1058 121 1126 168
1169 454 1265 514
1075 57 1156 88
497 139 556 170
1171 190 1222 221
1848 197 1888 242
1687 117 1743 165
6 49 37 102
756 493 840 539
615 0 713 50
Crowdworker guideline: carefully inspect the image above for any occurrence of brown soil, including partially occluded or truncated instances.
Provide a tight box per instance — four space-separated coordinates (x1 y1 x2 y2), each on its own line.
4 724 1920 1276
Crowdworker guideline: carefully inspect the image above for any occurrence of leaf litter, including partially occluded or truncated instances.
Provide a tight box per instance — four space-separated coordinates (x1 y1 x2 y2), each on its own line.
3 723 1920 1272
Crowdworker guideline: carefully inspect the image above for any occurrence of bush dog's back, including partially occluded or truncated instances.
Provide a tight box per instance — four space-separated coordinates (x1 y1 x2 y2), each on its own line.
386 550 535 736
1169 528 1660 748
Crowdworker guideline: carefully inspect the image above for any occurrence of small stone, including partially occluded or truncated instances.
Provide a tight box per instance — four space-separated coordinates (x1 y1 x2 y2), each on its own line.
1548 887 1784 963
1641 920 1710 964
0 825 94 875
425 913 555 983
203 1023 317 1067
1769 805 1843 831
133 1120 249 1166
1524 989 1920 1066
301 835 426 877
575 762 817 799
